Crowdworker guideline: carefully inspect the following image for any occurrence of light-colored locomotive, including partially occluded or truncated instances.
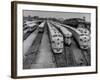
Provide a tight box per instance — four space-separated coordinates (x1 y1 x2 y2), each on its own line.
23 22 37 34
79 35 90 49
76 28 90 49
38 21 45 33
60 26 72 45
23 21 38 40
47 22 64 53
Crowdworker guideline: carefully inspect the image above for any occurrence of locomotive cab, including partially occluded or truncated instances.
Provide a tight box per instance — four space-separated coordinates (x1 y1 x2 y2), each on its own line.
38 21 45 33
79 35 90 49
47 22 64 54
51 35 64 54
64 31 72 46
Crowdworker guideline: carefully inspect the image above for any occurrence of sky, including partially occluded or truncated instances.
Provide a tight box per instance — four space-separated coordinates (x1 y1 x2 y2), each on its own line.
23 10 91 22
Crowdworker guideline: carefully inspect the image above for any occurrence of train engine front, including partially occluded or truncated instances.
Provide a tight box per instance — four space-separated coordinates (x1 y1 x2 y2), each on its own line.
51 32 64 53
79 34 90 50
47 21 64 54
77 27 90 50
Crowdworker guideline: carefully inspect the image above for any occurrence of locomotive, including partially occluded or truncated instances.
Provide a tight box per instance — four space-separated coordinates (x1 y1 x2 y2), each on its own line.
23 21 38 40
23 22 38 34
47 21 64 53
38 21 46 33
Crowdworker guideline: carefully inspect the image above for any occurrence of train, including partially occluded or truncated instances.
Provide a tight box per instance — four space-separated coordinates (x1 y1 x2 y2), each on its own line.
51 21 72 46
47 21 64 53
77 27 90 36
79 35 90 49
38 21 46 33
23 20 43 33
77 27 90 49
55 22 90 50
23 21 38 40
23 22 38 34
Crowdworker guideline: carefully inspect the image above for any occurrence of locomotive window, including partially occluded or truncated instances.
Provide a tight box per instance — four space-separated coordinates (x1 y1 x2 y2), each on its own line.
58 35 62 37
52 41 55 43
84 31 87 33
80 39 83 41
80 34 84 36
53 35 57 37
84 37 86 39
